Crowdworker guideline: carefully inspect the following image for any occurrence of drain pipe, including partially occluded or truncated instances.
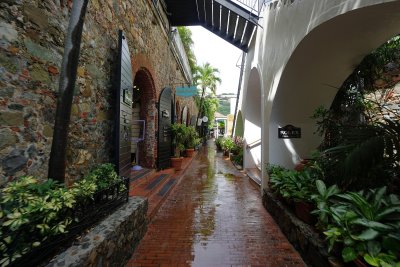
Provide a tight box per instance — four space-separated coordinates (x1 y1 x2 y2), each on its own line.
231 51 246 138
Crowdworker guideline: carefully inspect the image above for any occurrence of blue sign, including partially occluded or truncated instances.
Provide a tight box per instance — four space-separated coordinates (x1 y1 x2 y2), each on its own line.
176 86 198 97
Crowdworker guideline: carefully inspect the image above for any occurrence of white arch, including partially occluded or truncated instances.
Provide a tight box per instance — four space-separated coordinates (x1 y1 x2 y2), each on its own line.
240 0 400 191
242 67 262 172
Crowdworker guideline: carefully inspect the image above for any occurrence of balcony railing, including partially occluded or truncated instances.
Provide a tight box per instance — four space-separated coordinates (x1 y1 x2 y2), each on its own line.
231 0 274 16
170 28 193 85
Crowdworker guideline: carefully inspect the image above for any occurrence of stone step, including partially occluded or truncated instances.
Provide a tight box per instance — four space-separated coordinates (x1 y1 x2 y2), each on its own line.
129 168 155 191
129 169 173 198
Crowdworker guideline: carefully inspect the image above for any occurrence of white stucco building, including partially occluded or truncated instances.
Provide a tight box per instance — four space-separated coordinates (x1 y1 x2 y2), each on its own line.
237 0 400 191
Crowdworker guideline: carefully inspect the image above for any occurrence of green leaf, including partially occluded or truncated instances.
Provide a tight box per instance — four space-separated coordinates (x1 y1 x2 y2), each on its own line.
356 228 379 241
316 180 326 196
367 241 381 257
342 246 358 262
364 254 380 267
353 218 393 231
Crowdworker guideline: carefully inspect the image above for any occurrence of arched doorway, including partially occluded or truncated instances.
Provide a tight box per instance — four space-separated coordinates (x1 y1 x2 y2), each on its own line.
157 88 174 169
132 68 156 168
181 106 189 126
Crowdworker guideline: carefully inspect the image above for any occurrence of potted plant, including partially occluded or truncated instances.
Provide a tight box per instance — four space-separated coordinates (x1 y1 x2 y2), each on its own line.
184 126 200 157
170 123 187 170
221 137 235 157
215 137 223 151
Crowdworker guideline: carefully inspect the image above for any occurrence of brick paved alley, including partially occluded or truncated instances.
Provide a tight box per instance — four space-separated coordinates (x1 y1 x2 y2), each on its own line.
127 140 306 266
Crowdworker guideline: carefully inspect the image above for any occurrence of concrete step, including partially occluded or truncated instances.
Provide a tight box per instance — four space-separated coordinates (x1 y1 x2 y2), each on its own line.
147 177 177 220
246 168 261 189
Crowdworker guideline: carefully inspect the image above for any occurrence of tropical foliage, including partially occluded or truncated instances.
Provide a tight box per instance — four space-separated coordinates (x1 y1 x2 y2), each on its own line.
0 164 125 266
171 123 187 157
311 35 400 192
193 62 221 129
185 126 201 148
312 180 400 266
268 163 322 202
193 63 221 95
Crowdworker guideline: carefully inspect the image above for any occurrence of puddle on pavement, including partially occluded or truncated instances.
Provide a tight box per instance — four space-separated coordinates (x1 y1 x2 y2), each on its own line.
192 242 230 266
191 140 244 265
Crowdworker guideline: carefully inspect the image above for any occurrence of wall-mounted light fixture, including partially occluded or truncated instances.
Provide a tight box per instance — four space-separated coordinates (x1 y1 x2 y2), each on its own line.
161 110 170 118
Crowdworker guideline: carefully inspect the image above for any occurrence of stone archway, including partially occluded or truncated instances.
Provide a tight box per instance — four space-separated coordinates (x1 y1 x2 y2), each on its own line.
133 68 157 168
243 67 262 170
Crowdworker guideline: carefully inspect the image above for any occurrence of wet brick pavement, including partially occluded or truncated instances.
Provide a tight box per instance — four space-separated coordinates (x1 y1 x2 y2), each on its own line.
126 140 306 267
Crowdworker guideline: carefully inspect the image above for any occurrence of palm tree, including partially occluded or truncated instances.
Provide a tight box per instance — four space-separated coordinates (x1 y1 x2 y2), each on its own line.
193 63 221 95
193 63 221 124
322 119 400 190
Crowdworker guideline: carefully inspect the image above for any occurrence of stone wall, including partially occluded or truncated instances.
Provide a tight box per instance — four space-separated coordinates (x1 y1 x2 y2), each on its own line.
46 197 148 267
262 190 331 267
0 0 198 185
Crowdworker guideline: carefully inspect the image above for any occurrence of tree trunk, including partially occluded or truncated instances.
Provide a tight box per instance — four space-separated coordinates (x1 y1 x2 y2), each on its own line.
196 86 206 133
48 0 89 182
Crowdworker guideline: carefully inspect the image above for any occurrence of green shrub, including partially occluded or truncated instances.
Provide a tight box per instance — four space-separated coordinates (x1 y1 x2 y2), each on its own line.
313 180 400 265
231 150 243 166
215 137 223 150
171 123 187 157
185 126 201 148
0 176 75 266
268 163 321 202
0 163 123 266
220 137 235 153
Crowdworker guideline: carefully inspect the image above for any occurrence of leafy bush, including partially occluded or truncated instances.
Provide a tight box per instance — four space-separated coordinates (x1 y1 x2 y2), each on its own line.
231 150 243 166
0 164 124 266
220 137 235 153
184 126 201 148
313 180 400 265
231 136 243 155
215 137 223 151
171 123 187 157
0 177 75 266
268 162 323 202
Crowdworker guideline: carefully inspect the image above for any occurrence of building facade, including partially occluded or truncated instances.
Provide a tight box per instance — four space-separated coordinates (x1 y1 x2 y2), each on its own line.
0 0 198 186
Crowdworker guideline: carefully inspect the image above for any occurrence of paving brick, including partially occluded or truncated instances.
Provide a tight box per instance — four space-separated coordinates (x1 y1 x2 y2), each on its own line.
127 140 306 266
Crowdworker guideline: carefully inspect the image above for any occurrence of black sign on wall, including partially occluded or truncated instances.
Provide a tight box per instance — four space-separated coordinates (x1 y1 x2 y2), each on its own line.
114 30 133 178
278 124 301 139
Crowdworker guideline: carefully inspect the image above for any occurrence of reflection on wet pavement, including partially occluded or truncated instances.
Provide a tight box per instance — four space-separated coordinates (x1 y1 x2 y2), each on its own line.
127 140 306 267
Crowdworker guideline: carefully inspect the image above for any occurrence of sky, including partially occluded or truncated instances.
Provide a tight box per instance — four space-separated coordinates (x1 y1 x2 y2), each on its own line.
189 26 242 95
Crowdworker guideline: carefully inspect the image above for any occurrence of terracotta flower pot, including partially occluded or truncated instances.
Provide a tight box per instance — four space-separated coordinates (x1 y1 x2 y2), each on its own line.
294 201 316 225
185 148 195 157
171 157 183 171
353 257 368 267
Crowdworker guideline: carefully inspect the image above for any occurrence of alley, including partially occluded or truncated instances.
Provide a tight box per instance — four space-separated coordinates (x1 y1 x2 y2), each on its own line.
126 140 306 266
